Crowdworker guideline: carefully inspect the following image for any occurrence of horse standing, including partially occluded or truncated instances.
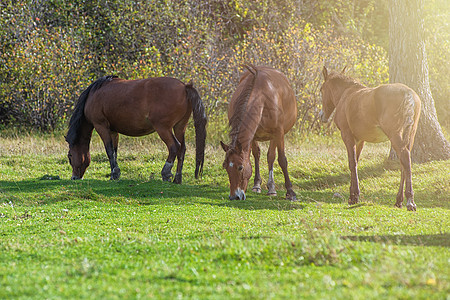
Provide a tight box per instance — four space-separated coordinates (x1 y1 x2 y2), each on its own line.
319 67 421 211
66 76 207 183
221 64 297 200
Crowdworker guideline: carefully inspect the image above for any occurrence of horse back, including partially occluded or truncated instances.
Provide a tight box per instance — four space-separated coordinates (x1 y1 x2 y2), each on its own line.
246 67 297 139
84 77 190 136
343 83 420 143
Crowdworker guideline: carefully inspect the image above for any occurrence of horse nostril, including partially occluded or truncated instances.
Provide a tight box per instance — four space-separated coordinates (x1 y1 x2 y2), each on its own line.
71 175 80 180
229 194 238 200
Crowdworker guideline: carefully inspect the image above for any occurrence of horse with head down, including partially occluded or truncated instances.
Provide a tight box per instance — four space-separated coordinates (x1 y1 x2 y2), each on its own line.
221 64 298 201
66 75 207 183
319 66 421 211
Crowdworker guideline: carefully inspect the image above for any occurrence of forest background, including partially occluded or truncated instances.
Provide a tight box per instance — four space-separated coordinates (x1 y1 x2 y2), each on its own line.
0 0 448 135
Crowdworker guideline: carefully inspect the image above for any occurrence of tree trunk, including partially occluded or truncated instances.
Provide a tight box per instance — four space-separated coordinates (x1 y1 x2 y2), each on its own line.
388 0 450 162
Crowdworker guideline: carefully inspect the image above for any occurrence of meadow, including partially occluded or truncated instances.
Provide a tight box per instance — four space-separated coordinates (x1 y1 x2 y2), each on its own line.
0 129 449 299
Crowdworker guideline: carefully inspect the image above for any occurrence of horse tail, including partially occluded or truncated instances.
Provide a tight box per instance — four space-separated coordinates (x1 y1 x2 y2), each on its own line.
185 82 207 179
65 75 117 146
401 90 420 149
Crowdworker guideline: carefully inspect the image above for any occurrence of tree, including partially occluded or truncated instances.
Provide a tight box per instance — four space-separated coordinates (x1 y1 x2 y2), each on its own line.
388 0 450 162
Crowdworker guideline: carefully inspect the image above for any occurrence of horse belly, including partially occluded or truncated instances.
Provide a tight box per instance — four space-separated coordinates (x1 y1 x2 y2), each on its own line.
109 113 156 137
353 124 389 143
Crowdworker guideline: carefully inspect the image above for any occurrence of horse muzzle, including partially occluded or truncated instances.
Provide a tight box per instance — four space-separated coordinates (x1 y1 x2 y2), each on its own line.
71 175 81 180
229 188 246 200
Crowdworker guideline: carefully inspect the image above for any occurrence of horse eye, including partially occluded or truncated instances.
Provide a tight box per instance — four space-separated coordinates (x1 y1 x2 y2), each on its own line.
238 165 244 171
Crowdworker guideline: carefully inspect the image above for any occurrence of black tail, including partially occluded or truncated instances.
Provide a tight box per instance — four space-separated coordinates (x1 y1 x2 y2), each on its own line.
185 83 207 179
65 75 117 146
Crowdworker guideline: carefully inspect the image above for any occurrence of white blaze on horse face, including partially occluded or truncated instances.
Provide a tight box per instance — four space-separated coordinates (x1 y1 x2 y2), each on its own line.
229 162 234 168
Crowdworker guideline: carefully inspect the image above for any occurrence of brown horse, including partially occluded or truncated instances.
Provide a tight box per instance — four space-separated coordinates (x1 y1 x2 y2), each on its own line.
319 67 421 211
220 64 297 200
66 75 207 183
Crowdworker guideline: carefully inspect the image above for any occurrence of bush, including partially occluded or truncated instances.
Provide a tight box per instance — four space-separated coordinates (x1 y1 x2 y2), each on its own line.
1 0 389 133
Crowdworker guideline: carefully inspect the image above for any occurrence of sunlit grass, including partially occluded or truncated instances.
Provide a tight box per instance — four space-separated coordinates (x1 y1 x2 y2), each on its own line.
0 130 449 299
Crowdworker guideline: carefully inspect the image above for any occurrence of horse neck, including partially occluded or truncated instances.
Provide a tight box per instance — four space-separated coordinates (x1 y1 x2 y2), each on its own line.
76 119 94 148
230 104 261 154
332 80 365 105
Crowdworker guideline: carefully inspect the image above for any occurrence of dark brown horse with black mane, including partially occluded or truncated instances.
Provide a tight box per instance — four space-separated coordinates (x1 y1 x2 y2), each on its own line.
66 75 207 183
319 67 421 211
220 64 297 201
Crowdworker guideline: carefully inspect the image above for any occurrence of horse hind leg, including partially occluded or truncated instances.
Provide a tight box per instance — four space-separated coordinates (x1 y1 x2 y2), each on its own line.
391 134 416 211
157 128 180 182
266 140 277 196
395 169 405 208
276 136 296 201
173 124 187 184
251 141 262 193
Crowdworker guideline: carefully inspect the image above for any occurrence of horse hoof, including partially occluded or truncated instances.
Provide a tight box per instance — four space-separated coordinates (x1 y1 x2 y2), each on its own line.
267 192 277 197
348 199 358 205
173 173 182 184
407 204 416 211
252 187 261 193
110 168 121 180
286 194 297 201
162 175 172 182
394 202 403 208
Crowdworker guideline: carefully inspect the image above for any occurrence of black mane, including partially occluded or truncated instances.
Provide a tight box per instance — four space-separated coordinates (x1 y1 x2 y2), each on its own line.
65 75 117 146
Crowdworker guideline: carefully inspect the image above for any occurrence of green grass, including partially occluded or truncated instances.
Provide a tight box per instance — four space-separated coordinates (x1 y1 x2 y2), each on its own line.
0 131 449 299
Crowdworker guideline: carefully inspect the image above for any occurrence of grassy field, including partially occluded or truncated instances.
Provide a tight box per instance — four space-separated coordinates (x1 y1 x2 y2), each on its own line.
0 129 449 299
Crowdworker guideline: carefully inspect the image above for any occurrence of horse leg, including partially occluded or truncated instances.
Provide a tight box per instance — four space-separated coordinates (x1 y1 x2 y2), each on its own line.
356 141 364 162
391 135 415 210
251 141 262 193
266 140 277 196
97 127 121 180
343 135 359 205
276 135 296 201
172 124 187 184
396 169 405 208
156 128 180 182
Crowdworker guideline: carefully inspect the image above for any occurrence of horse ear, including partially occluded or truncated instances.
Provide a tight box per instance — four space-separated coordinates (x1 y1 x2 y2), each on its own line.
322 66 328 79
341 66 348 74
220 141 229 152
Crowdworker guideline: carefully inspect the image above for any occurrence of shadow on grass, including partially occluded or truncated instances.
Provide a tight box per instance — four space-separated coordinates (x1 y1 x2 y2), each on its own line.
0 178 305 211
342 233 450 248
295 162 389 191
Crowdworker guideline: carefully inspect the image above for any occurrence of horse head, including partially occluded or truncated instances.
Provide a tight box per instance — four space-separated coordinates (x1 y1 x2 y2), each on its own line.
220 141 252 200
319 66 336 123
68 143 91 180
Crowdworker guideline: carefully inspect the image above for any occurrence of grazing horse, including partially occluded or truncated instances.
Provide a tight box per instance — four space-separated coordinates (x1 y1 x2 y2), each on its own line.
319 67 421 211
66 75 207 183
220 64 297 201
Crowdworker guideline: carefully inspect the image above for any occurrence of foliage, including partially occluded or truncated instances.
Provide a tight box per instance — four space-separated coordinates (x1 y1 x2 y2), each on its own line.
0 133 449 298
424 0 450 128
1 0 389 133
0 0 447 133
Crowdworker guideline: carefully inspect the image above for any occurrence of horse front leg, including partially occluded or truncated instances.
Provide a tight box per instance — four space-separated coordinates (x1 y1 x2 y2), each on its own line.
97 127 121 180
344 136 360 205
251 141 262 193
